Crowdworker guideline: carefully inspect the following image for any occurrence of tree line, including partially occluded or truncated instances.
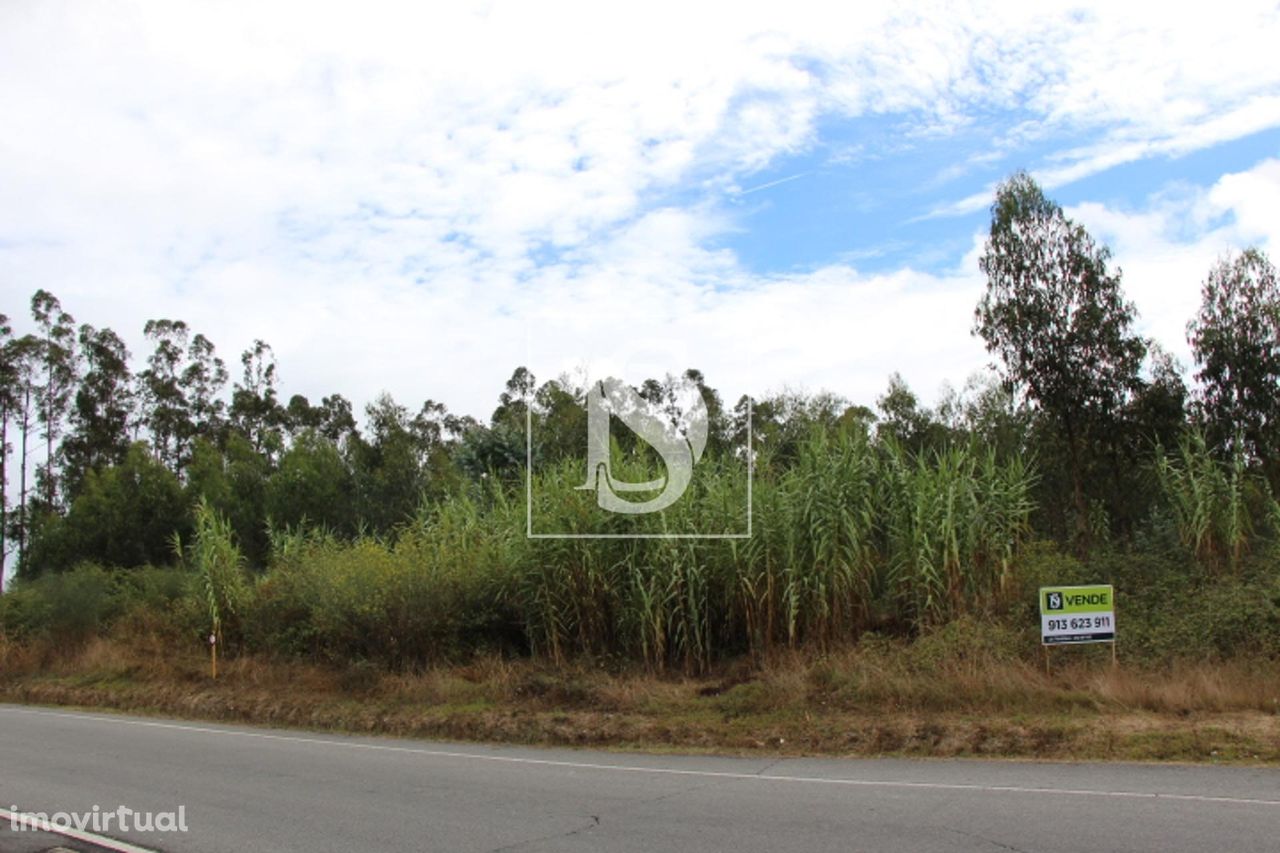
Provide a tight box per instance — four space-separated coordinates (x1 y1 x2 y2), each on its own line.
0 169 1278 592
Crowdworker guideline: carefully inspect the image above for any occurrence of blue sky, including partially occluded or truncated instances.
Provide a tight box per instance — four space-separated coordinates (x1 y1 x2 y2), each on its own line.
2 1 1280 420
719 124 1280 277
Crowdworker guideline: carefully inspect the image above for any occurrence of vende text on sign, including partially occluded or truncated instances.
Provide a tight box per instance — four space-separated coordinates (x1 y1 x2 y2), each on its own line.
1039 584 1115 645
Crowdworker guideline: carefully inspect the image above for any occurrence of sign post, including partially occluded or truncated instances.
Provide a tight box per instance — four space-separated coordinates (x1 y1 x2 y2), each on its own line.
209 632 218 679
1039 584 1116 667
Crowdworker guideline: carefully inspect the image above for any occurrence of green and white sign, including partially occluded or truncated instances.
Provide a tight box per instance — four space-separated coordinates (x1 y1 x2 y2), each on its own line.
1039 584 1115 645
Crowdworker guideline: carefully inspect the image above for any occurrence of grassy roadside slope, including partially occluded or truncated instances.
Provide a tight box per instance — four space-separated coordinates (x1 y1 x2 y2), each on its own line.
4 636 1278 764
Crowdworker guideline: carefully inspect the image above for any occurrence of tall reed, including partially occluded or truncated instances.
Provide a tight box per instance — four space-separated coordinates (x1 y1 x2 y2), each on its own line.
1155 431 1258 573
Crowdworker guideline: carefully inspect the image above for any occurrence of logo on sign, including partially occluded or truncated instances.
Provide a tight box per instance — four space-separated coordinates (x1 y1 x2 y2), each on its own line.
1046 592 1064 611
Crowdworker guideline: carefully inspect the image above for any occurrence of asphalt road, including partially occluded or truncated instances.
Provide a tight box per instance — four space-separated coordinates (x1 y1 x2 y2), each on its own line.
2 704 1278 853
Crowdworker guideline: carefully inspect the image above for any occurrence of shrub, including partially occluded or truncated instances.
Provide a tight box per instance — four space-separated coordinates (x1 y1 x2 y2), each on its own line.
0 563 119 645
248 491 516 667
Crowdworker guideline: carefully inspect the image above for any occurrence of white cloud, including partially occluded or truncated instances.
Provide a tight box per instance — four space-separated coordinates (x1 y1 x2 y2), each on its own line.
2 0 1279 421
1068 158 1280 371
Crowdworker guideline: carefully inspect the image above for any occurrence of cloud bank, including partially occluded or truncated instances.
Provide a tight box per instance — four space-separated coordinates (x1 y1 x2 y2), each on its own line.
2 0 1279 417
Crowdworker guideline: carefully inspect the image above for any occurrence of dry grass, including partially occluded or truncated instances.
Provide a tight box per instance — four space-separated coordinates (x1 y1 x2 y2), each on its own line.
1087 660 1280 714
2 636 1279 763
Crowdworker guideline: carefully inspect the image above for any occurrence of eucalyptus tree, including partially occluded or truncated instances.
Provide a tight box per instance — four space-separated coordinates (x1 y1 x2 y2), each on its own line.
0 315 13 588
532 376 587 463
490 366 536 431
974 171 1145 549
6 334 41 570
61 324 134 499
230 339 285 461
137 319 192 470
25 442 188 574
265 429 354 535
285 392 358 445
1187 248 1280 481
348 393 428 532
681 368 730 456
183 332 229 447
875 372 951 454
31 290 78 507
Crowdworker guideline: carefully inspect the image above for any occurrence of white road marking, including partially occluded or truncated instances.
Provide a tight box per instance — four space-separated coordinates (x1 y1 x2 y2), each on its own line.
0 806 161 853
4 705 1279 808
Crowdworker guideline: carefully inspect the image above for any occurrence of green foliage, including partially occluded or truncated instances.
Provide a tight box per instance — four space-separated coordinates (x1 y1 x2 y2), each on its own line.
249 491 516 666
181 499 249 647
229 339 285 460
882 441 1036 629
1115 560 1280 661
748 426 878 650
265 430 355 534
60 323 133 498
7 255 1280 677
348 393 450 532
30 289 79 508
23 443 189 576
514 431 1034 669
974 171 1146 549
975 172 1146 423
0 562 203 647
185 434 271 566
0 563 118 644
1154 430 1267 572
1188 248 1280 477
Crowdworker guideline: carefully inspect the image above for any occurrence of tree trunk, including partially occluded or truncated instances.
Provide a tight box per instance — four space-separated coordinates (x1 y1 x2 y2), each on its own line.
17 384 30 572
0 407 7 593
1065 417 1090 557
44 366 55 508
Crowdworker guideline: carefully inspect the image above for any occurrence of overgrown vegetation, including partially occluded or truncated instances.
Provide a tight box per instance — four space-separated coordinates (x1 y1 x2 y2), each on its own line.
3 174 1280 745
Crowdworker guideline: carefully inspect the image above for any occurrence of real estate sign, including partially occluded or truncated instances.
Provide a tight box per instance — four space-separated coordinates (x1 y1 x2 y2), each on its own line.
1039 584 1115 645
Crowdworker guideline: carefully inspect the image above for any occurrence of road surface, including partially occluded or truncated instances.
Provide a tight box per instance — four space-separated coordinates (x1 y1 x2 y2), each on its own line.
2 704 1278 852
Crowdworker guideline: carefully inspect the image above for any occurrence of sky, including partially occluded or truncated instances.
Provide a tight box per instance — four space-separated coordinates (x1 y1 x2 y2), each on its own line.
3 0 1280 423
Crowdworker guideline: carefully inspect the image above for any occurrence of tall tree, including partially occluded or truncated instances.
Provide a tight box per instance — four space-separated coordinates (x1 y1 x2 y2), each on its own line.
31 290 78 507
61 324 134 499
974 171 1145 549
185 433 271 567
183 332 229 446
265 431 354 535
875 373 941 453
349 393 426 530
490 366 536 430
0 315 13 590
6 335 42 571
284 393 357 444
137 319 192 470
1187 248 1280 480
679 368 730 456
958 370 1031 461
230 339 284 460
25 442 189 574
532 377 588 463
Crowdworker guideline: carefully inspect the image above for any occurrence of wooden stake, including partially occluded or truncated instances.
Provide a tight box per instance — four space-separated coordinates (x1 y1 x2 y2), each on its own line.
210 632 218 679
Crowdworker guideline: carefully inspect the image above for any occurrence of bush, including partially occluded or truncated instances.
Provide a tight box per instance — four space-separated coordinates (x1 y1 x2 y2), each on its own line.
0 563 119 645
247 493 517 667
112 565 206 645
